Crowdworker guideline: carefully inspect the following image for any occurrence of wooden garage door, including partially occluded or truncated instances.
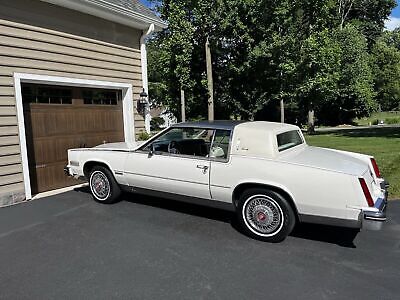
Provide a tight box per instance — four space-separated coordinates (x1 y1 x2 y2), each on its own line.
22 84 124 194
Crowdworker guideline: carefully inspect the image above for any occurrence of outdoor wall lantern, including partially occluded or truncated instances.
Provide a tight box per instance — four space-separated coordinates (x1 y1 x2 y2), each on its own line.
137 88 148 115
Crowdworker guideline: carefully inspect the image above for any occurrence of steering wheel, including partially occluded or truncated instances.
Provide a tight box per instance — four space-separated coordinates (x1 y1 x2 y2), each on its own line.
167 141 180 154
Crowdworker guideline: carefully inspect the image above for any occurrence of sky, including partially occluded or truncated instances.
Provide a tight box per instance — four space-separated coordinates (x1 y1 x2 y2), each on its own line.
141 0 155 9
386 0 400 30
140 0 400 30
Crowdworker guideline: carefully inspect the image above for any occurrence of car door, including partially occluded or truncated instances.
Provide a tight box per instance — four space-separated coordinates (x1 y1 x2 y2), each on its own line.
123 127 214 200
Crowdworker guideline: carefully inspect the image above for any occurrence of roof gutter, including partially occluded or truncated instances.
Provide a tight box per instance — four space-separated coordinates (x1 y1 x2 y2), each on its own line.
41 0 167 31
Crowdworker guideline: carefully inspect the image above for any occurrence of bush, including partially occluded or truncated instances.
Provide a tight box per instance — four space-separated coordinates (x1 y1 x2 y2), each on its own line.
150 117 165 131
137 131 151 141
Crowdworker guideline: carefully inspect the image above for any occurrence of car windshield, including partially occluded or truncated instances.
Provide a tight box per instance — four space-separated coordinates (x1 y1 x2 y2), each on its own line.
277 130 303 152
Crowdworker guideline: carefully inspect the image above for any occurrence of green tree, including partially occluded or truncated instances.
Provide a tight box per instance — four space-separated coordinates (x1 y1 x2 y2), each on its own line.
335 25 376 122
347 0 397 45
372 34 400 110
147 0 396 125
297 29 342 124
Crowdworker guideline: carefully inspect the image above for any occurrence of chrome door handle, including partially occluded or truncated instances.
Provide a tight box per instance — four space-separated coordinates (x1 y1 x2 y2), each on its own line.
196 165 209 173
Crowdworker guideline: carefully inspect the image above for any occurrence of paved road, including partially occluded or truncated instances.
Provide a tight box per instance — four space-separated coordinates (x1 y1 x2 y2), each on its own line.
0 189 399 299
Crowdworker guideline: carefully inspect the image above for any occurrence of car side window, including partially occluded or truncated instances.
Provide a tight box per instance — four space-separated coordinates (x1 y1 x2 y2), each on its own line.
144 127 215 158
210 130 231 160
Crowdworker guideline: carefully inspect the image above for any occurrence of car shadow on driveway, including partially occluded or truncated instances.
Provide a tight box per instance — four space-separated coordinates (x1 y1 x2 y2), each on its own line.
291 223 358 248
75 187 359 248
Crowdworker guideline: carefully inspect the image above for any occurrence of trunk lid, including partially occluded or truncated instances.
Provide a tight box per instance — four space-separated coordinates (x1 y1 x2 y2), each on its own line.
278 146 369 176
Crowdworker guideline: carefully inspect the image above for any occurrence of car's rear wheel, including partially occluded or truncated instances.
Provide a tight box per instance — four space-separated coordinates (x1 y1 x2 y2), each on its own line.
89 166 121 204
237 188 296 242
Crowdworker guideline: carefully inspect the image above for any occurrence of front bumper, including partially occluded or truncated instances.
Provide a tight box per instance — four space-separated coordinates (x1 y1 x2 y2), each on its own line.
64 165 72 176
362 180 389 230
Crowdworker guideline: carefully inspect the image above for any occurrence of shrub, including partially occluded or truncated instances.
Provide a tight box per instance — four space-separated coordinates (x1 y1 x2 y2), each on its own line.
137 131 151 141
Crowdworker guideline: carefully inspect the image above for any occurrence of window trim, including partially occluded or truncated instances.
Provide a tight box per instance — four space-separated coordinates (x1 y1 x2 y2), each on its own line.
276 130 304 152
208 129 233 163
137 126 233 163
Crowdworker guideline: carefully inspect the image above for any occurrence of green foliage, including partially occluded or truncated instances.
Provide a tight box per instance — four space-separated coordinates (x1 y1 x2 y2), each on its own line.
372 32 400 111
148 0 397 126
347 0 397 45
137 131 151 141
334 25 376 121
298 29 341 111
150 117 165 131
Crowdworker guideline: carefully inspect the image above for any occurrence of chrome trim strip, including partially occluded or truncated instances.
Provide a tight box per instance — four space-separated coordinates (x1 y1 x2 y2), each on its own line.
364 216 387 221
210 184 231 189
124 171 209 186
120 185 235 211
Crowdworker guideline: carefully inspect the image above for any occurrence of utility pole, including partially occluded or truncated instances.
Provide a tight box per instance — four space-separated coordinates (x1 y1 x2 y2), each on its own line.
205 36 214 121
180 88 186 122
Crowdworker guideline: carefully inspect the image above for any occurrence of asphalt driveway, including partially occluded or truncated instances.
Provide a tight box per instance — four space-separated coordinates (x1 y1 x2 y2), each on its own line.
0 188 399 299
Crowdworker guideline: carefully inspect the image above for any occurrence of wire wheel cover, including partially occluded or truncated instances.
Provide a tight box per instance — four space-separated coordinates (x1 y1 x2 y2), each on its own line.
244 196 283 234
91 171 110 200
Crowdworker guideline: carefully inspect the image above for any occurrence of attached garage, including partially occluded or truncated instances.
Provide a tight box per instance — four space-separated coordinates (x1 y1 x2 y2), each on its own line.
22 84 124 194
0 0 167 206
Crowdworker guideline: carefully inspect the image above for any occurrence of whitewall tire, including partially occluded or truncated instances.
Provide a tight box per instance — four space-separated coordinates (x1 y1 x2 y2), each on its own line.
237 188 296 242
89 166 121 204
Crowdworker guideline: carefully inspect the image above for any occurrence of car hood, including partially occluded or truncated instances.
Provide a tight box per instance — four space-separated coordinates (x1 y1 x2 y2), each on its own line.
278 146 368 176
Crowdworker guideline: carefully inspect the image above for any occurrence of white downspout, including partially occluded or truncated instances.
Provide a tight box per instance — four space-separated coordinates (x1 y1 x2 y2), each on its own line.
140 23 155 134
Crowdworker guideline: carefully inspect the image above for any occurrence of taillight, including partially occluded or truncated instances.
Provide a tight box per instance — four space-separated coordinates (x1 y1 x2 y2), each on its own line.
359 178 374 207
370 158 381 178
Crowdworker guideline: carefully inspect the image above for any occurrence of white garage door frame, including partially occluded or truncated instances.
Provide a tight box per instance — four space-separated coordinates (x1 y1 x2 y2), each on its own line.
13 73 135 200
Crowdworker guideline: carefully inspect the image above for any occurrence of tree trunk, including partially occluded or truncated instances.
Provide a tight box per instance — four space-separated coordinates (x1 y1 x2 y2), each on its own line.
205 37 214 121
280 99 285 123
307 109 315 134
180 88 186 122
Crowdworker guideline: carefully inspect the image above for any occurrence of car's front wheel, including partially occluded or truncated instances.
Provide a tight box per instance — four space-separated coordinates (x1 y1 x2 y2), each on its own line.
89 166 121 204
237 188 296 242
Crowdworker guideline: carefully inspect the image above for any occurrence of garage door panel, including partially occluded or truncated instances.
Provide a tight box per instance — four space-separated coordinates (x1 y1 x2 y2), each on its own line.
32 162 79 192
23 84 124 194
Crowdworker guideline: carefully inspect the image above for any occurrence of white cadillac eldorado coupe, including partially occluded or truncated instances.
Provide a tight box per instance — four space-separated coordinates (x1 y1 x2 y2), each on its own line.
65 121 388 242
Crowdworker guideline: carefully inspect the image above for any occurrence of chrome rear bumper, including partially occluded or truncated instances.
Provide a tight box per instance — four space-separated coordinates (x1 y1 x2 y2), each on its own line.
362 180 388 230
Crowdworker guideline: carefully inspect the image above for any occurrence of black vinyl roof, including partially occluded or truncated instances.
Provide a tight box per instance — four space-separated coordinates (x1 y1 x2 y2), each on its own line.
171 120 246 130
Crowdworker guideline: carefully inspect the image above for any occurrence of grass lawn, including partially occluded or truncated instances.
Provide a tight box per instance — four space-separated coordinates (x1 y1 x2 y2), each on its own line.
354 111 400 126
305 127 400 200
